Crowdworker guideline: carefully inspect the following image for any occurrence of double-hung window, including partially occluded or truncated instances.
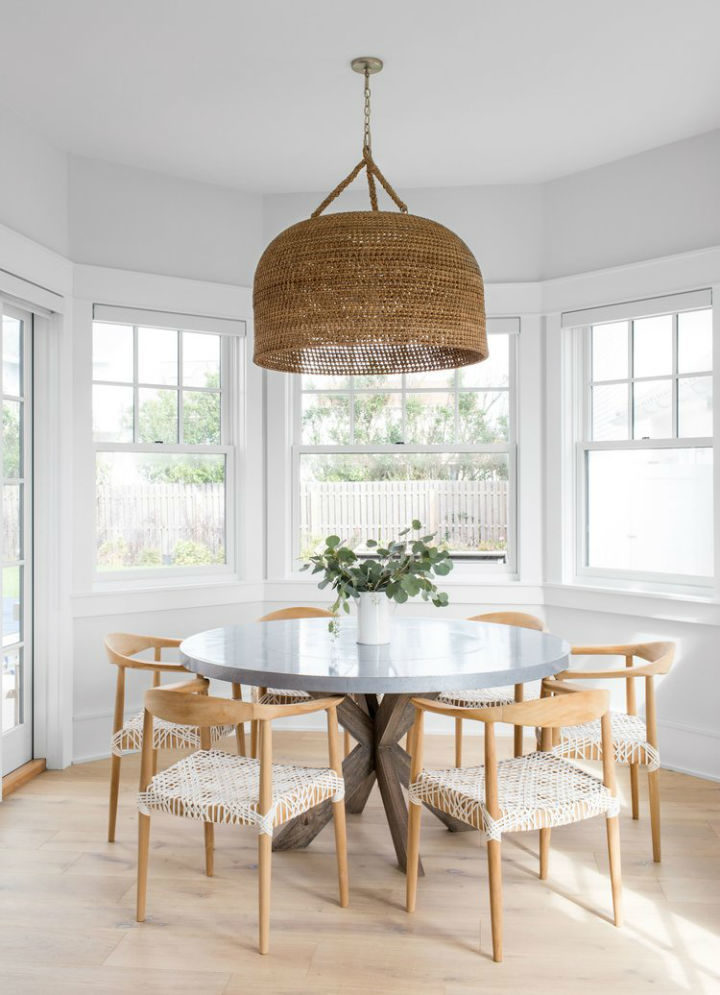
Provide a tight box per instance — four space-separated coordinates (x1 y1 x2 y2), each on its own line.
91 306 243 576
293 319 517 567
571 292 713 587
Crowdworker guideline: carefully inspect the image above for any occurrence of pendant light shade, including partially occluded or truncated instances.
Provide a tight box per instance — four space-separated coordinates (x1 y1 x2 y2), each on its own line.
253 58 487 376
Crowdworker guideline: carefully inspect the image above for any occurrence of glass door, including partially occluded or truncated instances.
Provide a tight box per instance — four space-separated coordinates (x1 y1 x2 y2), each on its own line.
1 304 33 776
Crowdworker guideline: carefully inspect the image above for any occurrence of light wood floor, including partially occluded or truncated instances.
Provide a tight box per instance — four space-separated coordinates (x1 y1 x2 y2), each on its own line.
0 733 718 994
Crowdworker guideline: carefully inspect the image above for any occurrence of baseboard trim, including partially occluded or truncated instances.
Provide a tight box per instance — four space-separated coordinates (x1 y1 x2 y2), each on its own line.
2 758 47 799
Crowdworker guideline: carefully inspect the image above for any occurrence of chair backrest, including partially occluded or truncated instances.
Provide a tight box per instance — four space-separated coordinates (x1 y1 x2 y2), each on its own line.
558 640 675 748
566 641 674 678
467 611 545 632
105 632 183 669
408 684 616 815
258 606 334 622
139 679 344 805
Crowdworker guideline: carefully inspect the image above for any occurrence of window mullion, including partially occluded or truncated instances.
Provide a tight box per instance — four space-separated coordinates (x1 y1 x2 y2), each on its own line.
133 325 139 443
177 330 184 444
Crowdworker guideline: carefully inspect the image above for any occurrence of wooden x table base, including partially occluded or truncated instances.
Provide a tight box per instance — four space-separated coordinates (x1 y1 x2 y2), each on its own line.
272 693 472 873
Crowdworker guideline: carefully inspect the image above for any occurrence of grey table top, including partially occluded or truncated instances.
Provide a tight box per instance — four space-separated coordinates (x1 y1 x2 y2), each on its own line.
180 617 570 695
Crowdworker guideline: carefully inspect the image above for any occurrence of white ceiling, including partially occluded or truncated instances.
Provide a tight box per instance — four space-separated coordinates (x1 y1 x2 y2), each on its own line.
2 0 720 193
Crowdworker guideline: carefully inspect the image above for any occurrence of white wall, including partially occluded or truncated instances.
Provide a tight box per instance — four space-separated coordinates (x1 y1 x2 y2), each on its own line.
69 156 264 285
0 108 68 256
543 129 720 278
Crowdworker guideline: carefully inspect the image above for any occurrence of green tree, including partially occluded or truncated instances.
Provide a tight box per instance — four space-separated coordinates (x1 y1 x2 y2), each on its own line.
137 373 223 483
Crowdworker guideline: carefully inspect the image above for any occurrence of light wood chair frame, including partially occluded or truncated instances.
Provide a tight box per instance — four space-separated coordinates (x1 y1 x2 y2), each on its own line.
547 640 674 862
136 677 349 955
105 632 246 842
451 611 547 766
406 681 622 963
252 607 352 758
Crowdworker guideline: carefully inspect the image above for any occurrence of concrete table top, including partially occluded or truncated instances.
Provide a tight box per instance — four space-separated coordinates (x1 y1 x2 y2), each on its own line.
180 616 570 694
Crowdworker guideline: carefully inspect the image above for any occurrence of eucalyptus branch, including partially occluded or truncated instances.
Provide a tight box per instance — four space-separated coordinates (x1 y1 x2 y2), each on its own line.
300 520 453 627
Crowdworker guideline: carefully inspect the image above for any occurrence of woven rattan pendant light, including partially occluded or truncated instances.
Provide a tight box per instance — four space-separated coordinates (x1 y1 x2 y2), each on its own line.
253 57 487 376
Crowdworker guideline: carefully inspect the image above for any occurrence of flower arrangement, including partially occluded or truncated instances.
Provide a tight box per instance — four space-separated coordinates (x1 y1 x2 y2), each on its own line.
301 520 453 628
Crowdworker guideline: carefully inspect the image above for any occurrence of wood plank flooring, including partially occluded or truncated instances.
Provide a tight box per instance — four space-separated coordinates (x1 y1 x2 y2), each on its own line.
0 733 718 994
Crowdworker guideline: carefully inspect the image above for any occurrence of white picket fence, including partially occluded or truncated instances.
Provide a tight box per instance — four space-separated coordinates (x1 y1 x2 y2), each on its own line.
92 476 508 566
299 478 508 553
96 482 225 563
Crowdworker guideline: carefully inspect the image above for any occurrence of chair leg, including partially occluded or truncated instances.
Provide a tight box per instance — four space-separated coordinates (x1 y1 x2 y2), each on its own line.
648 769 661 863
251 721 259 760
343 728 351 758
406 801 422 913
454 717 463 768
151 747 158 777
539 827 550 880
108 754 122 843
629 763 639 820
258 833 272 955
487 839 503 962
136 813 151 922
513 724 523 758
606 815 623 926
332 801 349 908
204 822 214 877
235 723 246 756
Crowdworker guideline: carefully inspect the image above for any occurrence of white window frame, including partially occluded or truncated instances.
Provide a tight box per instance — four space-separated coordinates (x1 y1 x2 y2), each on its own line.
570 292 714 592
91 313 243 583
289 321 519 575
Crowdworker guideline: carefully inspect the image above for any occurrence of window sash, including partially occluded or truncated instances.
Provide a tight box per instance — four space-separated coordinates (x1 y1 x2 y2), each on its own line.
575 314 713 588
291 331 518 569
91 327 238 579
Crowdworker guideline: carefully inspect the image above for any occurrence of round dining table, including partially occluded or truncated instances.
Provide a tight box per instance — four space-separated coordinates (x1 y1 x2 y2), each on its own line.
180 616 570 873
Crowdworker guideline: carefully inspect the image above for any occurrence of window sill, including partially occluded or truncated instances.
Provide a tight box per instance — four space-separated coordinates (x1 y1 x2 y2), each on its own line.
71 577 262 619
265 574 543 607
544 582 720 625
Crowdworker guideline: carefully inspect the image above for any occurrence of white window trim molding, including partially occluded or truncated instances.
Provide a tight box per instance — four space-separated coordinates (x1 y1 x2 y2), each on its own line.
0 222 74 776
543 250 720 604
72 265 263 598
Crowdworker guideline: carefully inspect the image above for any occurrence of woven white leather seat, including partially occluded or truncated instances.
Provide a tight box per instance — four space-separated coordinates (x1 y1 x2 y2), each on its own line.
258 687 310 705
438 686 515 708
554 711 660 772
138 748 345 837
112 712 233 757
409 750 619 841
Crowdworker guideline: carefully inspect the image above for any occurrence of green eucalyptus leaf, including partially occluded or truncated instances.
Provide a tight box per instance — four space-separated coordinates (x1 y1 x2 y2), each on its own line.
411 519 422 530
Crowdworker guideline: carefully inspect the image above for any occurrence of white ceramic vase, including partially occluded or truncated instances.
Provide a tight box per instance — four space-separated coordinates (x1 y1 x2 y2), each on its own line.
356 591 391 645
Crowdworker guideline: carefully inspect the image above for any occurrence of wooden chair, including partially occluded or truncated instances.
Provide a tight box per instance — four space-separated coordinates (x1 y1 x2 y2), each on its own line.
547 641 674 862
251 607 352 758
437 611 546 765
406 683 622 962
136 678 349 955
105 633 245 842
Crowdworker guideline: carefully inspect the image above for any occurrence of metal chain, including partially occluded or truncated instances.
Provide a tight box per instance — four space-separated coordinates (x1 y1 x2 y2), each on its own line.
363 66 372 152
